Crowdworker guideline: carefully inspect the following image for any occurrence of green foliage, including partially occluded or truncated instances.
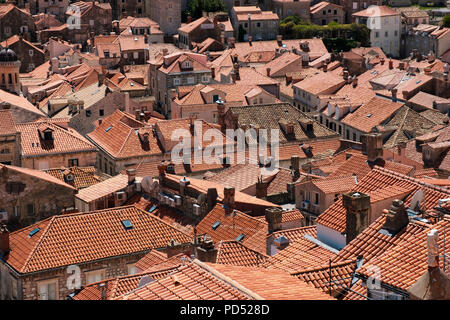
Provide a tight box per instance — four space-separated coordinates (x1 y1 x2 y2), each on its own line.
443 15 450 28
279 18 370 51
182 0 225 22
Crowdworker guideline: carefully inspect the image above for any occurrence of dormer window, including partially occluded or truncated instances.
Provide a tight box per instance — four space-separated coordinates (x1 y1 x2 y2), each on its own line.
44 131 53 140
184 61 191 68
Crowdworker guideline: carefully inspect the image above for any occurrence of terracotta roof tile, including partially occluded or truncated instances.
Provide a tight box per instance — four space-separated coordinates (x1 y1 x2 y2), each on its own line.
353 5 399 17
44 166 101 189
215 240 269 267
4 205 192 274
0 110 16 136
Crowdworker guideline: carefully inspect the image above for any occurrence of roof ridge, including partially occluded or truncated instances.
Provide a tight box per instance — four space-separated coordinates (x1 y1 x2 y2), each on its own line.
21 215 57 273
218 240 270 258
291 259 357 275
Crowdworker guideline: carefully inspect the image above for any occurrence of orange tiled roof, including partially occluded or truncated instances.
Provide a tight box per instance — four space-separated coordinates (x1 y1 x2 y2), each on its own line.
357 217 450 292
16 121 96 157
117 261 252 300
309 175 358 194
0 110 16 136
294 259 358 297
353 5 399 17
215 240 269 267
4 206 192 274
255 52 303 78
263 236 337 274
195 203 268 249
44 166 101 190
317 166 450 233
208 263 335 300
0 89 45 117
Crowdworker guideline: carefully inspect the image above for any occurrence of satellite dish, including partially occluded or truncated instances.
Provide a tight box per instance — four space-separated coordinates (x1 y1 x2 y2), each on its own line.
141 176 153 193
409 189 425 212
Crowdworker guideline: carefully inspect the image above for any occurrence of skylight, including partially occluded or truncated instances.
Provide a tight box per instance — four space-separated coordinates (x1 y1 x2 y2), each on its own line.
28 228 40 238
148 205 157 213
236 234 245 242
366 113 373 118
212 221 221 230
121 220 133 230
105 126 113 132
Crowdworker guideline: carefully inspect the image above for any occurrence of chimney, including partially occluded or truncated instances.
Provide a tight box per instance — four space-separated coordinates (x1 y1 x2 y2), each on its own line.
424 67 431 75
233 63 240 81
206 188 218 211
323 62 328 73
220 32 225 44
364 133 383 165
162 48 168 56
255 176 268 199
427 229 440 269
217 99 226 132
266 67 271 77
157 161 168 178
291 155 300 181
98 118 103 125
179 176 190 196
277 35 283 47
0 224 10 256
380 57 385 65
124 92 131 113
391 88 398 102
223 186 235 209
343 69 349 81
126 168 136 185
211 67 215 79
273 235 290 251
265 207 283 233
248 36 252 46
343 191 370 244
398 61 405 70
195 235 217 262
352 76 358 87
389 59 393 70
98 283 107 300
382 200 409 235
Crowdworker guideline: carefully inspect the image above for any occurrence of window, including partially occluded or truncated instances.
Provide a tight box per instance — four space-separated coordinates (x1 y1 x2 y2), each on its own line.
86 269 106 285
29 50 34 56
99 109 104 116
14 206 20 217
4 26 11 36
38 279 57 300
8 74 12 84
86 110 91 117
90 20 94 26
187 77 195 84
334 10 337 14
0 148 10 154
213 94 219 102
385 31 388 37
353 2 358 9
127 264 137 275
133 52 139 59
137 8 142 14
202 75 209 83
394 30 398 36
168 17 173 23
244 23 248 28
69 158 79 167
184 61 191 68
168 2 171 7
173 78 181 86
323 10 326 15
27 203 34 216
5 182 25 194
375 31 379 38
353 133 357 141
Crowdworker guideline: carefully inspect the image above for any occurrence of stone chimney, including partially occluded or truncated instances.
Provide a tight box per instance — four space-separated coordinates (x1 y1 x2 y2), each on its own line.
291 155 300 181
427 229 439 269
364 133 383 165
265 207 283 233
223 186 235 209
195 235 217 262
343 191 370 244
124 92 131 113
126 168 136 185
255 176 268 199
206 188 218 211
0 224 10 256
277 35 283 47
217 99 226 132
391 88 398 102
382 200 409 235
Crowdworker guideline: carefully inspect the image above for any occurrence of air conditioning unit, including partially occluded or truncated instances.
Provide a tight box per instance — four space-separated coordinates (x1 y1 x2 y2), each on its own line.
0 211 8 222
301 200 310 210
115 191 126 201
174 195 182 206
134 181 142 192
169 198 175 207
192 204 201 215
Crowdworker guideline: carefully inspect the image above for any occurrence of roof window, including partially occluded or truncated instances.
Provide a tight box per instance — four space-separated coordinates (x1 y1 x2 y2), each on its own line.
28 228 40 238
212 221 221 230
121 220 133 230
105 126 113 132
235 234 245 242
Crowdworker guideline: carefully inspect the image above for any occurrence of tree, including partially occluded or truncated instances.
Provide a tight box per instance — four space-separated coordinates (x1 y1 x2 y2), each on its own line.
182 0 225 22
443 15 450 28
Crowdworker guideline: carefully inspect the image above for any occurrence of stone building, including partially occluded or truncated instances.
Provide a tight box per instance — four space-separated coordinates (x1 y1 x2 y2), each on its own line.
331 0 381 23
310 1 345 25
272 0 311 21
230 6 279 41
404 25 450 60
0 35 45 73
0 110 21 167
0 164 76 231
15 120 98 170
0 47 21 95
0 4 36 42
0 205 192 300
149 0 181 36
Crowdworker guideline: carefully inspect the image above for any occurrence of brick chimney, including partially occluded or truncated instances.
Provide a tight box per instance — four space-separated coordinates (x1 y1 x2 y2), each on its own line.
126 168 136 185
207 188 218 211
364 133 383 165
343 191 370 244
382 200 409 235
265 207 283 233
0 224 10 256
391 88 398 102
255 176 268 199
223 186 235 209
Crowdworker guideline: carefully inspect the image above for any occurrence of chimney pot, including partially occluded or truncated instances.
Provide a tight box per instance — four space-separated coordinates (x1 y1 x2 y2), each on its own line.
343 191 370 244
265 207 283 233
126 168 136 185
223 186 235 209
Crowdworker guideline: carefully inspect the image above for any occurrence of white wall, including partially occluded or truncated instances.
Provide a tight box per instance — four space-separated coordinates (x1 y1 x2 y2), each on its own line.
316 223 346 250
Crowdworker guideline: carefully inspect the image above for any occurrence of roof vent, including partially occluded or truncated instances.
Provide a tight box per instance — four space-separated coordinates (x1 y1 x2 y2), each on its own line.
235 234 245 242
212 221 221 230
28 228 41 238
